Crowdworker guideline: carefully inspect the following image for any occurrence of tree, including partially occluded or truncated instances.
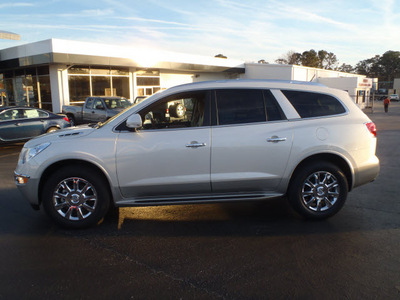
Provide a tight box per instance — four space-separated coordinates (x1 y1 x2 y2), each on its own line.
318 50 338 70
275 50 301 65
214 54 227 59
300 50 320 68
355 55 381 78
378 51 400 81
276 49 338 69
338 63 354 73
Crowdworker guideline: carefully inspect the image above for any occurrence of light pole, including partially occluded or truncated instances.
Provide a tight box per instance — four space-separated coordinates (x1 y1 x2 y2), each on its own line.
0 31 20 40
0 31 20 106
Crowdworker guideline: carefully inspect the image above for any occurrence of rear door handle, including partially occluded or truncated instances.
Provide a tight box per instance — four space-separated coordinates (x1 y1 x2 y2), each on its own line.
186 142 206 148
267 136 287 143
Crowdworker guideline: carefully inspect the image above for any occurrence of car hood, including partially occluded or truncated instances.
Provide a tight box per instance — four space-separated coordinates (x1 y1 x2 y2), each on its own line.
23 125 96 148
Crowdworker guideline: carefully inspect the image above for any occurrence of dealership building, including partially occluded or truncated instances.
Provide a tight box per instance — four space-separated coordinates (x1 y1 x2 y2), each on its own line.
0 39 375 112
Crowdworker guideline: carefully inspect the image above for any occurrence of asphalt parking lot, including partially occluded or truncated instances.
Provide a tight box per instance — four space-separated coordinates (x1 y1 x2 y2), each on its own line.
0 101 399 299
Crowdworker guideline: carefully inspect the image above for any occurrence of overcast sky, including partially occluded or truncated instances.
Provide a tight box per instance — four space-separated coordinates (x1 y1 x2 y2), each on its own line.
0 0 399 66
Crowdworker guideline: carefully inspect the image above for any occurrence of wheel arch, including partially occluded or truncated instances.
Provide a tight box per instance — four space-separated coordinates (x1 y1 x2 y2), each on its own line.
289 153 353 192
38 159 114 206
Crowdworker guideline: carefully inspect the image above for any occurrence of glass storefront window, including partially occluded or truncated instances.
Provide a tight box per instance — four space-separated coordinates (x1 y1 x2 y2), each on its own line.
137 77 160 86
112 76 129 98
68 66 131 100
112 68 129 75
69 75 90 102
92 76 111 96
0 67 52 108
37 66 49 75
69 66 89 74
39 75 52 110
3 78 14 106
91 68 111 75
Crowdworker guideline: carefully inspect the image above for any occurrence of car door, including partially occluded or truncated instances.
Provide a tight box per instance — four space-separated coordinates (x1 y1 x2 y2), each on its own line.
0 109 24 141
116 91 212 198
0 108 43 141
19 108 46 138
211 89 294 193
82 98 95 122
91 99 107 123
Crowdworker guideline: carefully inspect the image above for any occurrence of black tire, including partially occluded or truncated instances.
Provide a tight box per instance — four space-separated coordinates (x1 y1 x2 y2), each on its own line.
68 114 76 126
288 161 348 219
42 166 111 229
46 127 59 133
170 104 185 118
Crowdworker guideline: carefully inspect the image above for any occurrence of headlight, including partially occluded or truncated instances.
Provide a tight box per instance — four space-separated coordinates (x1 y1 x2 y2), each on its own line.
20 142 51 164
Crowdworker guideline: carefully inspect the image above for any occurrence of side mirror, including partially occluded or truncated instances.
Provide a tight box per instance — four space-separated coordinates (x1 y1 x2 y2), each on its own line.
126 114 142 129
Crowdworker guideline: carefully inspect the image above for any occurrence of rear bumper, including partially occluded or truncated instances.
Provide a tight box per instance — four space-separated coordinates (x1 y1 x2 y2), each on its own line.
353 156 380 189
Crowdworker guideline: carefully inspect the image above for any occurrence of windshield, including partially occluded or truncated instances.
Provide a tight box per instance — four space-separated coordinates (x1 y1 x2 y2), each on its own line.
104 98 132 109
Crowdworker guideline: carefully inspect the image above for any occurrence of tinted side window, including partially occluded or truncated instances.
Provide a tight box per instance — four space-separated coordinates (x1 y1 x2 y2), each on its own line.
139 91 209 130
24 109 40 118
282 90 346 118
93 100 105 109
216 89 266 125
85 98 94 109
264 90 286 121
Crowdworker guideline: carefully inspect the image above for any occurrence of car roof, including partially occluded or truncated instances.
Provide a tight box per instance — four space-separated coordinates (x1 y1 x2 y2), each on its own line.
165 79 328 92
157 79 350 99
0 106 53 114
88 96 127 99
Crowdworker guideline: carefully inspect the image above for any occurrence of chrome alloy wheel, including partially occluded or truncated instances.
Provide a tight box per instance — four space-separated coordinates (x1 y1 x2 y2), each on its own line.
301 171 340 212
52 177 98 221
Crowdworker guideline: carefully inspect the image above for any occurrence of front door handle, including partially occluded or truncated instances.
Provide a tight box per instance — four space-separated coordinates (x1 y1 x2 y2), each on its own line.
267 136 287 143
186 141 206 148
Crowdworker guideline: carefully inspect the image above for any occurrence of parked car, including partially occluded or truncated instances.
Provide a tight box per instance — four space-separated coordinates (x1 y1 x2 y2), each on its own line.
62 96 132 126
14 80 380 228
389 94 399 101
0 106 70 144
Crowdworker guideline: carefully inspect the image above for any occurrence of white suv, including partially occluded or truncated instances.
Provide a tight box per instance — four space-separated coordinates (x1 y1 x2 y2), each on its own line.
14 80 380 228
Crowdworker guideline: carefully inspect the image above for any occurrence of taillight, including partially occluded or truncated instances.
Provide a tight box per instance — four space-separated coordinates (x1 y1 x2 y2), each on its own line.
365 122 377 137
63 116 70 123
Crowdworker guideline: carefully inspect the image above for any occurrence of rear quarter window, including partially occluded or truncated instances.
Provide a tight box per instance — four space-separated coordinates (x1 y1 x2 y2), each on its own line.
282 90 346 118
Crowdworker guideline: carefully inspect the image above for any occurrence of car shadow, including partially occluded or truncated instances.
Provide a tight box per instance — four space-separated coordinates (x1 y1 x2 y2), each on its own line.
58 196 400 238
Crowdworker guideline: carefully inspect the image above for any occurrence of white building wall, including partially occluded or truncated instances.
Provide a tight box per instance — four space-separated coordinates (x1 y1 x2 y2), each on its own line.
242 64 292 80
160 73 194 89
394 78 400 94
49 64 69 113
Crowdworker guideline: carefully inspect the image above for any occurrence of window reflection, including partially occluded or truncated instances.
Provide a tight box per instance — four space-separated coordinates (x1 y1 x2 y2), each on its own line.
68 66 130 102
0 67 52 110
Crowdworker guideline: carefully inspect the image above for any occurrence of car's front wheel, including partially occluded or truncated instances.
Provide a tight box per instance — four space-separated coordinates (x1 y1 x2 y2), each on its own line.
42 166 111 228
288 161 348 219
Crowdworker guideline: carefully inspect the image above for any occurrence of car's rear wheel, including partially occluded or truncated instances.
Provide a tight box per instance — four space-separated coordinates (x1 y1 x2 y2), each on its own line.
288 161 348 219
68 114 76 126
46 127 59 133
42 166 110 228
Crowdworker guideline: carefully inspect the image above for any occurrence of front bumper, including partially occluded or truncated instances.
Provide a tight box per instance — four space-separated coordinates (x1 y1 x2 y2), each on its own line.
14 171 40 208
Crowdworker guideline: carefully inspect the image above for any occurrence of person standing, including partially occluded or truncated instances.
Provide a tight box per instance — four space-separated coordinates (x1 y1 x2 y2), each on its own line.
384 96 390 113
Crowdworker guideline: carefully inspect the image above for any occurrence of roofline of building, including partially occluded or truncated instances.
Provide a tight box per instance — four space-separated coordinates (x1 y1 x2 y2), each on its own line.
0 38 245 73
